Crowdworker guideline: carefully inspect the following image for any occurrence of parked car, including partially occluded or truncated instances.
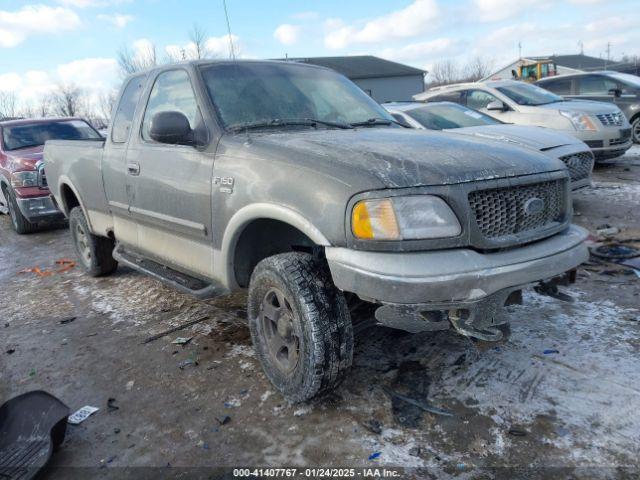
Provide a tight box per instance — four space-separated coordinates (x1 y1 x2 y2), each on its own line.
0 118 103 233
415 80 632 160
44 60 588 402
383 101 594 190
536 71 640 144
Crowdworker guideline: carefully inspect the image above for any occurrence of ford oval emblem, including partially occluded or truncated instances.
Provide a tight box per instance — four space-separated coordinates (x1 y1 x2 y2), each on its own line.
524 197 544 215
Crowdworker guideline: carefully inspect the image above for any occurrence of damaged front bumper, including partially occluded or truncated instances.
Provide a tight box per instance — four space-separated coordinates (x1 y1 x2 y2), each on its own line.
326 225 589 339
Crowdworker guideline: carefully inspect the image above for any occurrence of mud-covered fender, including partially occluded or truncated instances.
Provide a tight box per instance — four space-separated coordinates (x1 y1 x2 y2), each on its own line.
217 203 331 289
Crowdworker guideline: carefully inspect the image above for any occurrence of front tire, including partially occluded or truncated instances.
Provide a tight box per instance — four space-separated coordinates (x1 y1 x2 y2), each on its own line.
632 116 640 144
247 252 353 402
5 187 38 235
69 206 118 277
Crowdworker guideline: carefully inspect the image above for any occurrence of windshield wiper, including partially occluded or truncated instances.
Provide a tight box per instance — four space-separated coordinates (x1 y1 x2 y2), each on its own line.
351 117 405 128
229 118 353 132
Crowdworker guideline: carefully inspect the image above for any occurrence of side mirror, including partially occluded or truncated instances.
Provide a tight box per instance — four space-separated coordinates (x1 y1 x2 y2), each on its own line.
390 113 412 128
486 100 507 111
149 111 193 145
608 88 622 98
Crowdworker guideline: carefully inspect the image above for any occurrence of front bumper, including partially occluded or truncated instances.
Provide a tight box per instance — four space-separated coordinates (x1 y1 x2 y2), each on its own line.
576 127 633 160
15 194 64 222
326 224 588 306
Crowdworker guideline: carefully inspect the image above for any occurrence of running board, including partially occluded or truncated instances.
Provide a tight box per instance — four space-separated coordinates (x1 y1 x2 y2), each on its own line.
112 245 228 299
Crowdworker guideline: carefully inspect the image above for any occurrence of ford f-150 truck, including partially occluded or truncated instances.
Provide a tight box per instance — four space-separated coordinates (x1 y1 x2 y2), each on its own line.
44 60 588 402
0 118 102 233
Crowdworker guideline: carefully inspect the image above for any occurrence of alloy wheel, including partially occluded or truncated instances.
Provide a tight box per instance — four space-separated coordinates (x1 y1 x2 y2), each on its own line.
259 287 300 374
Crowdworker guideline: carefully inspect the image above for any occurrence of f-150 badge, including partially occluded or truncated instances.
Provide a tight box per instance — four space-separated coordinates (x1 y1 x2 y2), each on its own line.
213 176 235 194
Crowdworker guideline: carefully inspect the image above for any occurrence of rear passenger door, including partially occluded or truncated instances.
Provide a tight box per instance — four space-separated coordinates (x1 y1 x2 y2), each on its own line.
573 74 619 104
102 74 146 248
126 68 216 278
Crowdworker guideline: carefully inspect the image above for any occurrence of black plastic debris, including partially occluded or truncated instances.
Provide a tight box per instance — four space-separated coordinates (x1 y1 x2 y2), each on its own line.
58 317 77 325
107 398 119 412
215 415 231 425
508 427 527 437
590 244 640 260
362 418 382 435
0 391 69 480
6 349 15 355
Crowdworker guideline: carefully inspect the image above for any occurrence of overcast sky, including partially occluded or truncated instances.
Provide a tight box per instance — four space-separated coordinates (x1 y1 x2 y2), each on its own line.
1 0 638 107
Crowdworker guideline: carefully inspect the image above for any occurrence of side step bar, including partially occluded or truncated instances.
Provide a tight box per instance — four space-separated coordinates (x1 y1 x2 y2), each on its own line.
112 244 228 299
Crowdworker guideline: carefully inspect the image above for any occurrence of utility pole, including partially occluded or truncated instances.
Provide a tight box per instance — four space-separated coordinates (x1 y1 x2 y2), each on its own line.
605 42 611 70
578 40 584 55
518 41 522 59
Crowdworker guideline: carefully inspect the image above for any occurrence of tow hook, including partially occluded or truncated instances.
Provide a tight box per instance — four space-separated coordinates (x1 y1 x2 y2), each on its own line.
534 269 577 303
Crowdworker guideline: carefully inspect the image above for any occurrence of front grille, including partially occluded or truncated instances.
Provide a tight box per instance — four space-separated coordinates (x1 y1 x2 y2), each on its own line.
596 112 624 127
559 151 594 182
469 179 566 240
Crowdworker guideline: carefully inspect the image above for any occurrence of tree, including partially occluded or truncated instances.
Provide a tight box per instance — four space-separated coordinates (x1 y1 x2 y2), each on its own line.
50 84 86 117
117 41 158 77
189 24 210 60
429 60 460 87
462 56 495 82
0 91 18 119
98 89 118 122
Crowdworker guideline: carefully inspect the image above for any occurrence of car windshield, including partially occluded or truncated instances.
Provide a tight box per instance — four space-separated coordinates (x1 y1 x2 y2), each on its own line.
405 103 501 130
2 120 102 151
496 83 564 106
609 72 640 89
199 62 396 131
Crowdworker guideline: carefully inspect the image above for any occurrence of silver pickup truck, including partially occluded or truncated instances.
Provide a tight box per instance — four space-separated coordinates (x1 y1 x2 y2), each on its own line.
44 60 588 402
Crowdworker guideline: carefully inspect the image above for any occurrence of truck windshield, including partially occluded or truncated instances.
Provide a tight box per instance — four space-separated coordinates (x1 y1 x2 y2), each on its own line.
2 120 102 151
199 62 396 131
406 103 501 130
496 83 564 106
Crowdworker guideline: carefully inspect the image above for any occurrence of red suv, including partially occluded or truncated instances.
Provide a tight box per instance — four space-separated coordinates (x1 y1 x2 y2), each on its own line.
0 118 102 233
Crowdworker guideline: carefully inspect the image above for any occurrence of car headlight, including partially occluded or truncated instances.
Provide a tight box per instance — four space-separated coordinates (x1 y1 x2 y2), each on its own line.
11 170 38 187
559 110 597 131
352 195 461 240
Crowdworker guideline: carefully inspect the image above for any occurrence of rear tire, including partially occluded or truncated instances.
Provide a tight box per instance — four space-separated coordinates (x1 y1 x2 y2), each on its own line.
247 252 353 403
69 206 118 277
5 187 38 235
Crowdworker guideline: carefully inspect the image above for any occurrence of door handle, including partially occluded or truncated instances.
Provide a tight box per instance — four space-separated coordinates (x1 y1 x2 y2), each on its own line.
127 163 140 176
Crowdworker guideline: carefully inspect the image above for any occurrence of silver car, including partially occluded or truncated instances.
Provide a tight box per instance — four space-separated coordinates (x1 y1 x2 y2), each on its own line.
384 101 594 190
415 80 632 160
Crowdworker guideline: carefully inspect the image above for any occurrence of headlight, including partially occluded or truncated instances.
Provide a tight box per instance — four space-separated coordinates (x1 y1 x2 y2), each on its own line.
352 195 461 240
559 110 597 131
11 170 38 187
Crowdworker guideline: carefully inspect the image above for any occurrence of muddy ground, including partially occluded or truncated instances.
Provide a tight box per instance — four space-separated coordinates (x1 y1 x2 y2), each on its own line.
1 147 640 479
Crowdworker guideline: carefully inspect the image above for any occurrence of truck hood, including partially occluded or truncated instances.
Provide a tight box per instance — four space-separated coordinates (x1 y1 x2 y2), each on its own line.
446 124 584 151
245 128 564 188
5 146 44 171
537 99 622 115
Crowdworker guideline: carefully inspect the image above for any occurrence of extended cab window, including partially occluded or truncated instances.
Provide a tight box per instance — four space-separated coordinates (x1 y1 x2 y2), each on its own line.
141 70 200 143
577 75 618 95
111 75 145 143
541 78 572 96
429 91 464 104
465 90 500 110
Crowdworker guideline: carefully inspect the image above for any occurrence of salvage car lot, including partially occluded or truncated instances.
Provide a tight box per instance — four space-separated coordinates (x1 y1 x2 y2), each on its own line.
1 147 640 477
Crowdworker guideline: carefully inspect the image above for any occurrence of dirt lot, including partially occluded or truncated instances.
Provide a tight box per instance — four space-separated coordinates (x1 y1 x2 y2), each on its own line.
1 147 640 479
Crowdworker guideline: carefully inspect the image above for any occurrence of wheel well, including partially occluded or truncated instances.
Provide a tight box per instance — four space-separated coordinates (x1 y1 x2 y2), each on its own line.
233 219 319 288
631 112 640 123
60 184 80 215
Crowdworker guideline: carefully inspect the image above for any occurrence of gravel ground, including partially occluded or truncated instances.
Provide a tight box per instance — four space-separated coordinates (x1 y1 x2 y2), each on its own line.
1 146 639 479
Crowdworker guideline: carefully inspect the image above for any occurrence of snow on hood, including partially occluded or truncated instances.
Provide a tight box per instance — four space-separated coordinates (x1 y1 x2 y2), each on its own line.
448 124 585 152
243 127 565 188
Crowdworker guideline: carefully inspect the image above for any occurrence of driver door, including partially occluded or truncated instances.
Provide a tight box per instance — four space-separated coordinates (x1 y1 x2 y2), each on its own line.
125 68 216 278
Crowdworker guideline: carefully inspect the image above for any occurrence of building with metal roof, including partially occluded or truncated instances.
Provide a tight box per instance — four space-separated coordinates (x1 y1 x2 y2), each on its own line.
281 55 426 103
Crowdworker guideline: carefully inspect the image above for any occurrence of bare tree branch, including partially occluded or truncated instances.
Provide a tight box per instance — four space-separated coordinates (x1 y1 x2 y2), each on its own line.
0 91 18 119
50 84 86 117
117 42 158 77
